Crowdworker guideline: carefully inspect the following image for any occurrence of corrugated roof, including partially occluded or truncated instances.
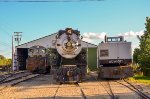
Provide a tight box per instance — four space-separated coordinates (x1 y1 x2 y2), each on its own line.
16 33 97 48
16 33 57 48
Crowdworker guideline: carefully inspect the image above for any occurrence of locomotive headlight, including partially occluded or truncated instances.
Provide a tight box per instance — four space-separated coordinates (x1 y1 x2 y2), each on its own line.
56 28 82 59
66 42 72 47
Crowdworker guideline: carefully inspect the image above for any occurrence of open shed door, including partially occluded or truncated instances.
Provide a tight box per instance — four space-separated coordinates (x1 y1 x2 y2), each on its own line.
17 48 28 70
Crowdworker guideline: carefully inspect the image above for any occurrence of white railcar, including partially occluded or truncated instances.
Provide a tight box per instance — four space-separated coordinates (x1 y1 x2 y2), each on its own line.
98 36 133 78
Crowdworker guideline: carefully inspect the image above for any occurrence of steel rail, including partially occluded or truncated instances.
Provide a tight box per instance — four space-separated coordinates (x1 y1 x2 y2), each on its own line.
89 74 118 99
53 83 62 99
75 83 87 99
115 80 150 99
0 71 26 83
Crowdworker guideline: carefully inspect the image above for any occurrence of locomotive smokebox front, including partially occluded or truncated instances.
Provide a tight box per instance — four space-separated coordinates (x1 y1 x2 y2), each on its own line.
55 28 82 59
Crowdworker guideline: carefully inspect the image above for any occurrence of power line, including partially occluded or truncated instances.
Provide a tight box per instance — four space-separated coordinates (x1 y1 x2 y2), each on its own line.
0 27 12 38
0 20 27 45
0 49 11 56
0 0 104 2
0 51 12 56
0 41 11 47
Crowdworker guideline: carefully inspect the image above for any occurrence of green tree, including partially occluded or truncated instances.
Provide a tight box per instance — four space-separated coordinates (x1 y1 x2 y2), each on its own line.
0 55 11 68
138 17 150 76
0 55 5 60
133 48 140 64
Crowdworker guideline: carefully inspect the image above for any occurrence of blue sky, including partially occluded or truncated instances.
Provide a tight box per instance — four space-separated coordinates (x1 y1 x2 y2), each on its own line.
0 0 150 58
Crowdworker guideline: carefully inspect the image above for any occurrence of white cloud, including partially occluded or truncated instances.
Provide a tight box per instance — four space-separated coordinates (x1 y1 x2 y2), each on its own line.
82 38 93 43
83 32 107 39
82 30 144 47
117 30 144 55
118 30 144 37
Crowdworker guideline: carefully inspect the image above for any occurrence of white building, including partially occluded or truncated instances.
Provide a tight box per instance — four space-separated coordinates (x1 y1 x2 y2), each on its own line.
14 33 97 71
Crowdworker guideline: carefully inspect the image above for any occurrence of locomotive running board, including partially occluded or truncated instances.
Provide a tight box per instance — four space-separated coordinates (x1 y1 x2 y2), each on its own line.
62 65 76 67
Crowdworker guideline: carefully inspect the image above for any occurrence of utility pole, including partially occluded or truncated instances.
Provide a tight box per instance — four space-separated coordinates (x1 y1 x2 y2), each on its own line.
12 34 15 71
14 32 22 46
13 32 22 71
87 44 89 73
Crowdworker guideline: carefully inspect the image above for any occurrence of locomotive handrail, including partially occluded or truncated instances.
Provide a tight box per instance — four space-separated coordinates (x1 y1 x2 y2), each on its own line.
62 65 76 67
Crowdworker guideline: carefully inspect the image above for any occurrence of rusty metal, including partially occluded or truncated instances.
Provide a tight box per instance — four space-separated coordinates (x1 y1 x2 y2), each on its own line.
98 66 133 79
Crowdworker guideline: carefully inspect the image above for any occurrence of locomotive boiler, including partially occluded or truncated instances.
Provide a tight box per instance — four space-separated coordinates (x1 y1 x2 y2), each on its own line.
98 36 133 79
52 28 87 83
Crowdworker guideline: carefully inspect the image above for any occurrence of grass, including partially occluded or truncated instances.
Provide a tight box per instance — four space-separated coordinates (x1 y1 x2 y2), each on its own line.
129 74 150 85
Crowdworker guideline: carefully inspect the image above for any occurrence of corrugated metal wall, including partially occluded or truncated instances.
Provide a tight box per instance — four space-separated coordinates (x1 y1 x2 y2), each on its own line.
88 48 97 70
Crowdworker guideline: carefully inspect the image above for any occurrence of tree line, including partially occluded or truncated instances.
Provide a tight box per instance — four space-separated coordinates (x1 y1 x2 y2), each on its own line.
0 55 12 69
133 17 150 76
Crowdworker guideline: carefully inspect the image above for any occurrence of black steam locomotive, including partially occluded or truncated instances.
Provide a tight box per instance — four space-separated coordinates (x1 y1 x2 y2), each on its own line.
51 28 87 83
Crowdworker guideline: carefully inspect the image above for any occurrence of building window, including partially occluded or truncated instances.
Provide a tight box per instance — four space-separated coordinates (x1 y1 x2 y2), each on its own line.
100 50 109 57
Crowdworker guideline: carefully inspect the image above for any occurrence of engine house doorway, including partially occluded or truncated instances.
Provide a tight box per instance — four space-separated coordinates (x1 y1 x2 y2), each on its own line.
17 48 28 70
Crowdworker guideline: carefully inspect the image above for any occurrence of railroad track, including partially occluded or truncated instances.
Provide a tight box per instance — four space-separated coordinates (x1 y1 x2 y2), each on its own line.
114 79 150 99
53 83 62 99
0 72 40 91
90 72 149 99
89 73 119 99
75 83 87 99
53 83 87 99
98 80 119 99
0 71 26 83
101 80 118 99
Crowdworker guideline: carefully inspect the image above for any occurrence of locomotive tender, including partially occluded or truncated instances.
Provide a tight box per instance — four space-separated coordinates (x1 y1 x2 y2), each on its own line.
98 36 133 78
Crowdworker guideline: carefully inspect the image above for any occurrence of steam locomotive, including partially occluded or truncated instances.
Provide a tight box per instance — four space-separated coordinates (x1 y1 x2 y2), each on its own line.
52 28 87 83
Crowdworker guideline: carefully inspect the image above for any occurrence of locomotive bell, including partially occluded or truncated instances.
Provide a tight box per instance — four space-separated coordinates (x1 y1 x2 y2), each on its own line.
67 30 72 34
66 28 72 35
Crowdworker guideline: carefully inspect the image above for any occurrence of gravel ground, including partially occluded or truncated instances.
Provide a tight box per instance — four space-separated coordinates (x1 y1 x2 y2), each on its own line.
0 74 149 99
109 81 141 99
128 82 150 97
79 81 110 99
55 84 82 99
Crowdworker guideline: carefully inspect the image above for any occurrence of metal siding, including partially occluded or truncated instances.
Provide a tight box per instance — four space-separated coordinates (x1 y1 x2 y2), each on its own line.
118 42 132 59
109 43 118 59
98 43 109 59
88 48 97 70
81 41 97 48
16 34 57 49
98 42 132 60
